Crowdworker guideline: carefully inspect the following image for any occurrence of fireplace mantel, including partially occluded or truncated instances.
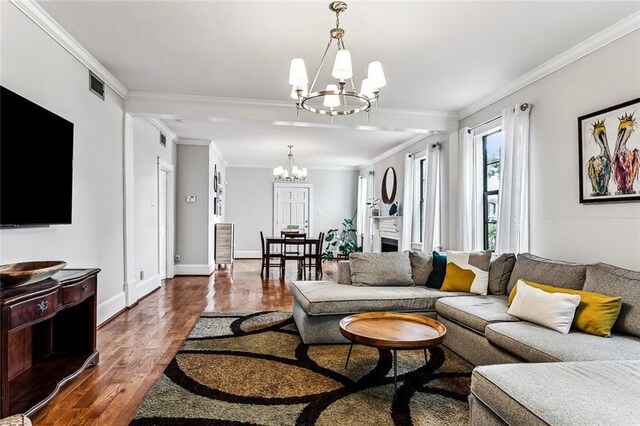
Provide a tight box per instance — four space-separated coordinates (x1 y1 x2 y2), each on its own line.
370 216 403 253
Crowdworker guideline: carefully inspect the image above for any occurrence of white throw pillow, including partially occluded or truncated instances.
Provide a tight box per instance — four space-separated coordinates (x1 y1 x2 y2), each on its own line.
507 280 581 334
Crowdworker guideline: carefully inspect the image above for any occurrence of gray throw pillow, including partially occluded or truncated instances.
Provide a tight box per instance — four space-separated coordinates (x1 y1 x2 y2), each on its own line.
583 262 640 337
506 253 587 294
488 253 516 295
350 252 414 286
408 250 433 286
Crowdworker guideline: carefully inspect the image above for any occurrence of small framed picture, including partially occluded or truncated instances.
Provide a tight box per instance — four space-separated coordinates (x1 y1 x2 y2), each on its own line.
214 175 218 192
213 197 218 215
578 98 639 203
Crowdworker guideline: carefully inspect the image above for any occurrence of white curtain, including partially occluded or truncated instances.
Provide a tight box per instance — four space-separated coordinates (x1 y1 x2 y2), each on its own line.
496 103 531 254
423 144 440 251
458 127 475 250
401 154 414 251
356 175 368 246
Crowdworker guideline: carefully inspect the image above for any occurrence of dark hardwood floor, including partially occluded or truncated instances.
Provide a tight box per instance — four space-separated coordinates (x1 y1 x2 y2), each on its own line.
31 259 335 425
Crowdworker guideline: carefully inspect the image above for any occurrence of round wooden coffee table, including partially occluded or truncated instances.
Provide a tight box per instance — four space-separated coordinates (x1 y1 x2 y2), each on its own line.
339 312 447 394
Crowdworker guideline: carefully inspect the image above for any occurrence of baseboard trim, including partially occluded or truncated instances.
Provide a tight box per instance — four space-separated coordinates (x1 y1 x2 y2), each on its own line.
97 291 126 325
136 274 161 300
174 264 213 275
236 251 261 259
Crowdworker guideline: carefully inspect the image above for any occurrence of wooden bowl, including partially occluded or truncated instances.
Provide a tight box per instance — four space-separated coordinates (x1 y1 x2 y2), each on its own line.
0 261 67 288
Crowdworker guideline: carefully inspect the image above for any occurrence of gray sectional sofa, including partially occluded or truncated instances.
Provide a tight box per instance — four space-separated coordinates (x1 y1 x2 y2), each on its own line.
290 252 640 425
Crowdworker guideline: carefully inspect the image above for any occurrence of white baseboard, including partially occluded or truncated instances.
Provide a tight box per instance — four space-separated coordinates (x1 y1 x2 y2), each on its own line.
174 264 213 275
236 251 261 258
97 291 126 325
135 274 161 300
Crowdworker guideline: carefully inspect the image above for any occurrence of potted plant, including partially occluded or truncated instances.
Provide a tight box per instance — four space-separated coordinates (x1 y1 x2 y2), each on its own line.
367 197 381 216
322 218 362 261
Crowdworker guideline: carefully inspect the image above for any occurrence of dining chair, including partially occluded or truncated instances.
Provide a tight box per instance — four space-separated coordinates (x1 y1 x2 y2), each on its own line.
260 231 283 278
302 232 324 279
282 233 306 279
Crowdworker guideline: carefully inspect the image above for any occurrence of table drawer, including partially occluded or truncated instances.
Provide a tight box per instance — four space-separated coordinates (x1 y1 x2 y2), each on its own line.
10 290 59 329
62 276 96 305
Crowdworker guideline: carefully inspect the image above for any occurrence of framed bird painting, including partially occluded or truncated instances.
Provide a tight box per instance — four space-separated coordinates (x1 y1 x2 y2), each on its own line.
578 97 640 203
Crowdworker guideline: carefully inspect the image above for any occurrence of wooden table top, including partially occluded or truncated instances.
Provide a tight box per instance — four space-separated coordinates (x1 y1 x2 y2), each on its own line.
339 312 447 350
265 237 320 244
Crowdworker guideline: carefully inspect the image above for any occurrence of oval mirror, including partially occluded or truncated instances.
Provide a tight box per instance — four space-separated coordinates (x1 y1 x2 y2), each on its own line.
381 167 397 204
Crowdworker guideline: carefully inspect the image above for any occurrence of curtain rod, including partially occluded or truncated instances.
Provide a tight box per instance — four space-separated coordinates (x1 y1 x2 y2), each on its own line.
467 103 530 133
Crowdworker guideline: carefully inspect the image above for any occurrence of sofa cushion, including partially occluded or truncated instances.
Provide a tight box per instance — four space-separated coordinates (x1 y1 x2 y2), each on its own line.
508 279 623 337
507 281 581 334
485 321 640 363
349 252 414 286
441 250 492 295
583 262 640 338
426 251 447 288
506 253 587 294
488 253 516 295
337 261 352 285
471 360 640 426
409 251 433 285
291 280 466 316
435 295 519 334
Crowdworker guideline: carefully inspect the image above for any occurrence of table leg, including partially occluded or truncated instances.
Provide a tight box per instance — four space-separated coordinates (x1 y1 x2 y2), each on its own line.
423 348 428 364
344 343 353 369
393 349 398 394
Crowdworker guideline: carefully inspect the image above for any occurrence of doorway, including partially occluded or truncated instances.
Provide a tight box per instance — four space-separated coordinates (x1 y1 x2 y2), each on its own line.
158 159 175 280
273 183 313 236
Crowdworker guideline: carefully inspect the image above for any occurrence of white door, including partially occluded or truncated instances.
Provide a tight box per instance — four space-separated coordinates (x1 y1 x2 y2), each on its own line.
274 185 312 235
158 169 168 280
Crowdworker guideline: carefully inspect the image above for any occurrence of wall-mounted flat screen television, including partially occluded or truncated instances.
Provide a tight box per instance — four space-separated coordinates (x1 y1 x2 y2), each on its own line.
1 86 74 226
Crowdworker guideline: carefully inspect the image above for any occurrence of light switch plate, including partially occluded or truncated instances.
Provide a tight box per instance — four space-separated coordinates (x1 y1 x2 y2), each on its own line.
186 195 196 203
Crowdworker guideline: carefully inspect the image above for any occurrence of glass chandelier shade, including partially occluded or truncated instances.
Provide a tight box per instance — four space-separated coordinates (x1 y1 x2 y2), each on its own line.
288 2 385 118
273 145 307 182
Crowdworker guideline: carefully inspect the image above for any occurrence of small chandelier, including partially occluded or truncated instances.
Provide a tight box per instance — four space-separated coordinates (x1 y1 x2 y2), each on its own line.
288 1 386 120
273 145 308 182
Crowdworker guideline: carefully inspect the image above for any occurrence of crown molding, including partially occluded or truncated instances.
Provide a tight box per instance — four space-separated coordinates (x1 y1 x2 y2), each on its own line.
10 0 129 100
358 133 435 168
176 138 212 147
146 118 178 143
458 11 640 119
126 91 456 120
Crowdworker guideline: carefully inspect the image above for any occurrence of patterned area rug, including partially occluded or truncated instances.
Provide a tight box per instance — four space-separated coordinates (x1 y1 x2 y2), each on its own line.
130 312 473 425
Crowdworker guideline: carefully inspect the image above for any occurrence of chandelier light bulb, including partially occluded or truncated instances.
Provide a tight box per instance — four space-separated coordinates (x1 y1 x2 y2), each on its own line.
367 61 386 89
289 58 308 86
331 49 353 80
323 84 340 107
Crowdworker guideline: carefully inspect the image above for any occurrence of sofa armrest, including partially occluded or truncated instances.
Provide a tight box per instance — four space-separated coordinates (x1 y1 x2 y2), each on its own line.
337 261 352 285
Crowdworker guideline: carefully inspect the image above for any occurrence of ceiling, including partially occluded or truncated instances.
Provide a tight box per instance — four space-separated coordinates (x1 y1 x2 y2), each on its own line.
37 1 640 167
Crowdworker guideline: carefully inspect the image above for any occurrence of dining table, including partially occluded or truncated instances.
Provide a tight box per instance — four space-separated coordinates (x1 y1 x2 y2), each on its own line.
264 236 321 278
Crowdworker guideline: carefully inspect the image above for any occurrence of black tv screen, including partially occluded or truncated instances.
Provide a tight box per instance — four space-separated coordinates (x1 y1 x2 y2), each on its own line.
1 86 74 226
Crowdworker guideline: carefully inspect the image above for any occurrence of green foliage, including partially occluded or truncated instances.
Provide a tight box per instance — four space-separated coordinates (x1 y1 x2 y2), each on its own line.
322 218 362 261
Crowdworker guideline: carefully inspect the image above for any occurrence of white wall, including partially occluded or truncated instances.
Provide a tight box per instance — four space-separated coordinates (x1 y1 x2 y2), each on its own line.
132 118 176 292
458 30 640 270
174 141 226 273
0 2 125 323
359 133 451 250
225 167 358 256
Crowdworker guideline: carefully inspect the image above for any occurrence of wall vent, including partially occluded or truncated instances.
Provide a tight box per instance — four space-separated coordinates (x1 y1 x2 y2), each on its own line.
89 71 105 100
160 133 167 147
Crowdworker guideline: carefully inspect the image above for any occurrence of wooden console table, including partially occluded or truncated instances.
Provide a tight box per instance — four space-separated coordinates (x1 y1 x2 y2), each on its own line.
0 268 100 417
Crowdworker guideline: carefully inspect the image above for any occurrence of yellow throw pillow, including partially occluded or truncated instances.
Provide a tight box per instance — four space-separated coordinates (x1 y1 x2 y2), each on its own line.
441 262 476 292
508 279 623 337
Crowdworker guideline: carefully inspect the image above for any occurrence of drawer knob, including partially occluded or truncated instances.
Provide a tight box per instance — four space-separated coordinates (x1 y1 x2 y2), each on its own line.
81 284 88 293
36 300 49 313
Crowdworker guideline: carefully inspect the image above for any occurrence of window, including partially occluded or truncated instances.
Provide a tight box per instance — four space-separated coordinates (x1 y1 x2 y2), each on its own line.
411 153 426 245
482 129 503 251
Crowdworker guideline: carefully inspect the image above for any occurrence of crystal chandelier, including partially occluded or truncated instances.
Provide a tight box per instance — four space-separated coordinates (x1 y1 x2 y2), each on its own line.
288 1 386 120
273 145 308 182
